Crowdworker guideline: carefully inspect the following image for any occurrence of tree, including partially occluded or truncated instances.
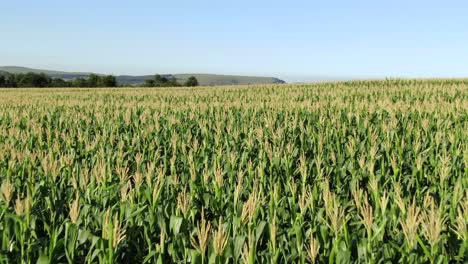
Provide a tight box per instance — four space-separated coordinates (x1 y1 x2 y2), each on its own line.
99 75 117 87
50 78 69 87
17 73 50 87
144 79 155 87
154 74 169 87
154 74 165 83
0 75 5 87
72 78 88 87
184 76 199 87
4 74 17 87
165 77 179 87
87 74 100 87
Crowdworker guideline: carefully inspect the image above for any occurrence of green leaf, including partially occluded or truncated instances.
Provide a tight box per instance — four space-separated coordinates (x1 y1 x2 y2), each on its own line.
255 221 267 244
417 235 431 259
190 249 201 264
36 255 49 264
143 251 157 263
233 236 245 260
170 215 183 235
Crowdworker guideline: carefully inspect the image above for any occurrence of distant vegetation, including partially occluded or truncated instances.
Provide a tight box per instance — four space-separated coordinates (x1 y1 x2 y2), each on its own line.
143 74 199 87
173 74 283 86
0 66 285 86
0 72 117 88
0 72 199 88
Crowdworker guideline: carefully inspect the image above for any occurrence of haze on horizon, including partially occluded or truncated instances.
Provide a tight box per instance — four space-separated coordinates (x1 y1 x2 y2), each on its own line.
1 0 467 83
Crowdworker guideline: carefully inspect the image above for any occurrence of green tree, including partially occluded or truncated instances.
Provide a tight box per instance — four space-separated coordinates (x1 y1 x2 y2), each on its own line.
72 78 88 87
144 79 155 87
51 78 69 87
17 73 50 87
87 74 100 87
166 77 179 87
0 75 5 87
154 74 169 87
99 75 117 87
4 74 17 87
154 74 164 82
184 76 199 87
144 74 182 87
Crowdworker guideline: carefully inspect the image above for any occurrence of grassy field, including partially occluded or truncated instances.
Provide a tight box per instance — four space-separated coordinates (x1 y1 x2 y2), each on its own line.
0 79 467 263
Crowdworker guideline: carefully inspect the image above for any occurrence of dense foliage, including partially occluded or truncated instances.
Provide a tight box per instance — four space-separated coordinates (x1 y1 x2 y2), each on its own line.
184 76 199 87
144 74 199 87
0 72 117 88
0 72 200 88
0 80 466 263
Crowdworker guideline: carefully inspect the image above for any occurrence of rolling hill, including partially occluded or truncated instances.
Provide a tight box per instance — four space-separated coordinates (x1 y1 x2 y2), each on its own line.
0 66 285 86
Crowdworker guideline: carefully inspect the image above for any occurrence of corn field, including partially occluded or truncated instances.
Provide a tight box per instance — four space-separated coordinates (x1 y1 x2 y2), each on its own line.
0 79 467 263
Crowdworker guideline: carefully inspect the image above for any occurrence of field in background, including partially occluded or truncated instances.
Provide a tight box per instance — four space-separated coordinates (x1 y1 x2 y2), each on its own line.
0 79 467 263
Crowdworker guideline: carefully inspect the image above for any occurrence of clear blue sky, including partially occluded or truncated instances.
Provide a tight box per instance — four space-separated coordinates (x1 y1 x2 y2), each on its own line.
1 0 467 82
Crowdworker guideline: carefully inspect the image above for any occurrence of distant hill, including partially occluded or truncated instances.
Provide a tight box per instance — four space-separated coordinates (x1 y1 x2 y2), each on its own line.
0 66 91 75
173 74 284 86
0 66 285 86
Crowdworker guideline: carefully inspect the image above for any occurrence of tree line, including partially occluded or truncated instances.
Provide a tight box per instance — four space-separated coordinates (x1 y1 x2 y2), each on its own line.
0 72 117 88
143 75 199 87
0 72 199 88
